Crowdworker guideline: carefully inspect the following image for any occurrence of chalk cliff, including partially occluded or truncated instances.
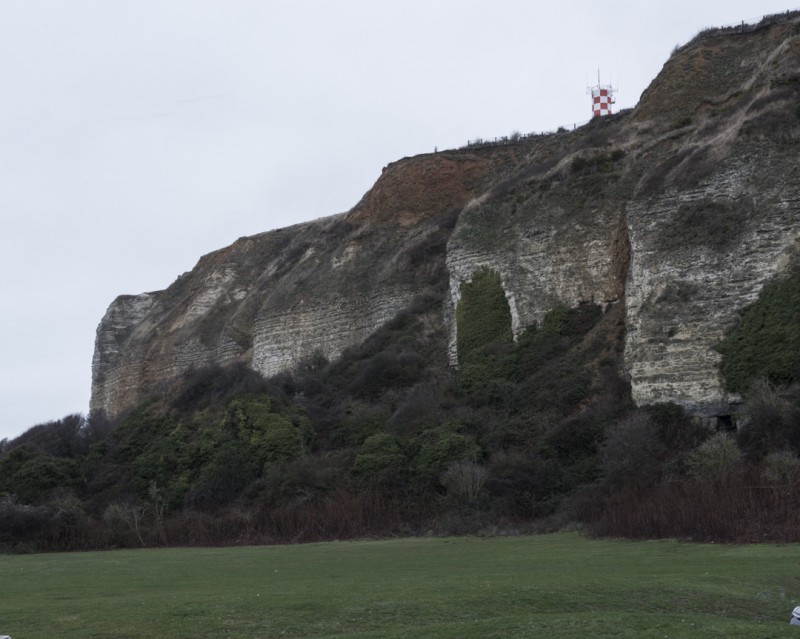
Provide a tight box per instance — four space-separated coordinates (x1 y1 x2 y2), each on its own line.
92 11 800 419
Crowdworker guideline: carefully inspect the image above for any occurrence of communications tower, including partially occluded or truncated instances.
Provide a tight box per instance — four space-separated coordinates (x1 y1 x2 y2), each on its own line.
587 71 616 118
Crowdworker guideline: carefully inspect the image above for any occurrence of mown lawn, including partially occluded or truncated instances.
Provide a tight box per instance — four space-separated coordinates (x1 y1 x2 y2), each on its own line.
1 533 799 638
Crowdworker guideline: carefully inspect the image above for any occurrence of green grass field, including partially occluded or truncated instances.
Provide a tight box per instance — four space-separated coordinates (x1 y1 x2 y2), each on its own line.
1 533 799 638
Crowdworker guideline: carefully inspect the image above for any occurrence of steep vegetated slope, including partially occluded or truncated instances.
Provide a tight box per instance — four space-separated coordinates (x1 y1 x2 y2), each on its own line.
2 12 800 551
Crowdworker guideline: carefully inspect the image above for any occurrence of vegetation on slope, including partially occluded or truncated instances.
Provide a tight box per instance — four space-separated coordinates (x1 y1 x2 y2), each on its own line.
579 267 800 540
0 277 625 550
2 266 800 551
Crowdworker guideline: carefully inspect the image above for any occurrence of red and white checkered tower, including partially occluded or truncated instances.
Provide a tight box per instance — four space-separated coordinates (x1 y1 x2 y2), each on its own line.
587 71 616 118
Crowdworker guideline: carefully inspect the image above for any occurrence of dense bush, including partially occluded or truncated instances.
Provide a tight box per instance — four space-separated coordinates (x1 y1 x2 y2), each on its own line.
684 432 741 484
737 378 800 459
577 381 800 542
5 414 88 459
351 433 408 490
0 495 50 550
413 424 481 488
0 446 80 503
5 249 798 548
600 412 665 486
441 461 488 510
485 449 565 518
170 363 269 413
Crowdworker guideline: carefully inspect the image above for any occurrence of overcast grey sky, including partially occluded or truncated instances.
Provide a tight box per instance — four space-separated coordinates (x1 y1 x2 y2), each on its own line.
0 1 794 440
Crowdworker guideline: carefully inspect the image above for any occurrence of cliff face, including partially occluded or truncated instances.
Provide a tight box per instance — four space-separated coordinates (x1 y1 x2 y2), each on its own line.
91 146 529 416
625 15 800 414
92 12 800 418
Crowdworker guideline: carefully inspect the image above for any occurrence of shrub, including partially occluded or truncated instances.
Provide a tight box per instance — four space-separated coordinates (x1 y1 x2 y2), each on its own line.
43 490 93 551
762 450 800 486
414 426 481 487
336 403 388 447
600 412 665 486
321 298 443 403
103 501 147 547
351 433 408 487
647 403 709 453
227 396 307 464
387 381 448 436
255 454 347 509
184 442 256 511
0 447 80 503
485 450 566 518
441 461 488 510
348 350 427 399
170 363 268 414
259 416 304 463
5 414 87 458
0 495 50 548
684 433 741 484
737 378 800 459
